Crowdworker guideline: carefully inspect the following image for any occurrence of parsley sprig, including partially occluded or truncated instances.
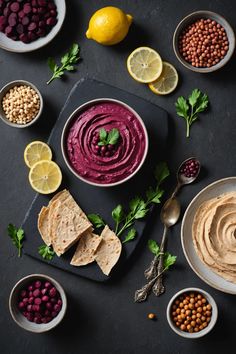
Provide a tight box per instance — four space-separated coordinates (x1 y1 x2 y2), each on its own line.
88 162 169 243
175 88 209 137
98 128 120 146
7 224 25 257
47 43 80 85
38 244 55 261
148 239 176 270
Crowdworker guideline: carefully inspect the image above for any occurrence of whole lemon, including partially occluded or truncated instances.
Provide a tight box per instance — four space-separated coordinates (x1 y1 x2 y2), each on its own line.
86 6 133 45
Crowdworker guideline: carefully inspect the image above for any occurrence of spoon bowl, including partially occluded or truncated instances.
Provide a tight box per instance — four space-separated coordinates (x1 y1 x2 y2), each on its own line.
177 157 201 185
160 197 181 228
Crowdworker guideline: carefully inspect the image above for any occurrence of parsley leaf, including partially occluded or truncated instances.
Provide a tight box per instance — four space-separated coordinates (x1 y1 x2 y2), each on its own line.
88 214 106 229
163 252 177 270
7 224 25 257
112 204 124 233
175 89 209 137
122 228 137 243
148 239 160 256
154 162 170 186
38 244 55 261
47 43 80 85
98 128 120 146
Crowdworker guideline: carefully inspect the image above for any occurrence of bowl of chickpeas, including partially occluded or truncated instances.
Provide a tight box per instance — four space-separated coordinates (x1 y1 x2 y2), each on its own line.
0 80 43 128
173 11 235 73
166 288 218 338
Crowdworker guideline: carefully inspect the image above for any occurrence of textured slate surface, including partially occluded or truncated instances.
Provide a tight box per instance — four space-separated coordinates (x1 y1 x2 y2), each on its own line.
0 1 236 354
22 78 169 281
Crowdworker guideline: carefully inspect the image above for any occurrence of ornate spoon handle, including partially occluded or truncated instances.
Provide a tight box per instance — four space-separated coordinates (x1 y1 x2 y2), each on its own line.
152 225 168 296
144 254 159 280
134 269 165 303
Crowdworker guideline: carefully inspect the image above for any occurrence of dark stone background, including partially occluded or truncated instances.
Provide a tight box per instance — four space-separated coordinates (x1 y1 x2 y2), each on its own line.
0 1 235 353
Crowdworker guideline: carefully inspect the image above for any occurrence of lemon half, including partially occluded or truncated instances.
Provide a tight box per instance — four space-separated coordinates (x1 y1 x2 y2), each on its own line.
29 160 62 194
127 47 163 83
149 62 179 95
24 141 52 168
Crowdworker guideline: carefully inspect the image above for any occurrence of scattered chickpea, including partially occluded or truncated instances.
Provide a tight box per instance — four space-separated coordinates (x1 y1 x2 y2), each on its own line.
148 313 156 320
1 85 40 125
171 291 212 333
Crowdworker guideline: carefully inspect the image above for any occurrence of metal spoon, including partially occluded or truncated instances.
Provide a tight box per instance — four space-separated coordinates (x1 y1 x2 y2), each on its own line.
137 157 201 301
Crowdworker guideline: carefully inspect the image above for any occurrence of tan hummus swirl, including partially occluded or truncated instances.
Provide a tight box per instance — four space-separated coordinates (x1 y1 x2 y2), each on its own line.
66 102 147 184
192 192 236 284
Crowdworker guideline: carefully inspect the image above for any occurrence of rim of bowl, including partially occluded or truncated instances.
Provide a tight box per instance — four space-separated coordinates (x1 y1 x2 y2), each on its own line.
173 10 236 73
166 287 218 338
61 98 149 187
9 274 67 333
0 80 43 128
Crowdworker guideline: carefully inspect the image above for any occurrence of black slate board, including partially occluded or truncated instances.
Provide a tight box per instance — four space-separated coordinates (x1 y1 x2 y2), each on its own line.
22 78 169 282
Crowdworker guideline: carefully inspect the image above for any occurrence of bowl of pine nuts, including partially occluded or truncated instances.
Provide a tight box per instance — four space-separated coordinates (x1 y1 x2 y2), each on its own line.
166 287 218 338
0 80 43 128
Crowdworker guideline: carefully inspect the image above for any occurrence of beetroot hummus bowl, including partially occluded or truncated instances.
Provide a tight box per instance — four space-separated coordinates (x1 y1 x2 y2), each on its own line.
61 98 149 187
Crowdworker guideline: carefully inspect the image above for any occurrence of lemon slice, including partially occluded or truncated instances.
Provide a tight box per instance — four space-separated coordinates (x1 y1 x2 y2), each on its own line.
127 47 163 83
24 141 52 168
148 62 178 95
29 160 62 194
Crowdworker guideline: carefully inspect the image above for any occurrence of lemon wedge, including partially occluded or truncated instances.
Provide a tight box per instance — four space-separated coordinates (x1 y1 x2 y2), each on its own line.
148 62 178 95
24 141 52 168
127 47 163 83
29 160 62 194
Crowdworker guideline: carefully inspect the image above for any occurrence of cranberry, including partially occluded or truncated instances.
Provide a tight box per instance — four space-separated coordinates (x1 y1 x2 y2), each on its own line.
52 311 57 318
42 295 49 302
34 297 42 305
20 290 27 298
107 144 113 151
41 288 47 295
28 297 34 304
44 281 52 289
28 285 34 292
18 301 25 309
27 313 34 322
27 304 33 312
57 299 62 306
50 297 57 304
34 281 42 289
54 304 61 312
32 304 40 312
49 287 57 297
22 298 29 304
101 146 107 153
33 289 41 297
46 302 52 310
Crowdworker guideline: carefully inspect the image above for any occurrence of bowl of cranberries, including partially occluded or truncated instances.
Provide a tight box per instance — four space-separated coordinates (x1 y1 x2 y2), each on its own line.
9 274 67 332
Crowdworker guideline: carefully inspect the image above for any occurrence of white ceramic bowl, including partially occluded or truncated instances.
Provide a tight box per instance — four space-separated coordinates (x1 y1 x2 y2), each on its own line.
173 10 235 73
0 0 66 53
9 274 67 333
181 177 236 294
61 98 149 187
166 287 218 338
0 80 43 128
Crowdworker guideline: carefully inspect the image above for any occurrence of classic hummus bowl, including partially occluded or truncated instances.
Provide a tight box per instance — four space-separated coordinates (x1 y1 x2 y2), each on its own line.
181 177 236 294
61 98 149 187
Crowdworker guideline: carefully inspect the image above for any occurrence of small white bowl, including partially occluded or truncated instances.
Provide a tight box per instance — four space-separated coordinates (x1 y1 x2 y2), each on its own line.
9 274 67 333
0 80 43 128
61 98 149 187
166 287 218 338
0 0 66 53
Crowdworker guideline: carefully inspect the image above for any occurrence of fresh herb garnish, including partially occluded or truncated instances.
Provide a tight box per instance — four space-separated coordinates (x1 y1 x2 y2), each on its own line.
7 224 24 257
175 88 209 137
38 244 55 261
88 214 106 229
98 128 120 146
148 239 176 270
122 228 137 244
47 43 80 85
89 162 169 244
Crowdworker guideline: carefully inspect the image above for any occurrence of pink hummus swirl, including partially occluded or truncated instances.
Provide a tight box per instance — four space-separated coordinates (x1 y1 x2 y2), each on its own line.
66 102 147 184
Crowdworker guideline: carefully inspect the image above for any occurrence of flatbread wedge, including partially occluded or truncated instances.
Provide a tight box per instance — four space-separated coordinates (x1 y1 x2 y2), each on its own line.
70 231 102 266
37 206 51 246
94 225 122 276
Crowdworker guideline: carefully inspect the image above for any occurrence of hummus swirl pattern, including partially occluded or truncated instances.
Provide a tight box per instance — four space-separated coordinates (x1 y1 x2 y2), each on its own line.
66 102 147 184
192 192 236 284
